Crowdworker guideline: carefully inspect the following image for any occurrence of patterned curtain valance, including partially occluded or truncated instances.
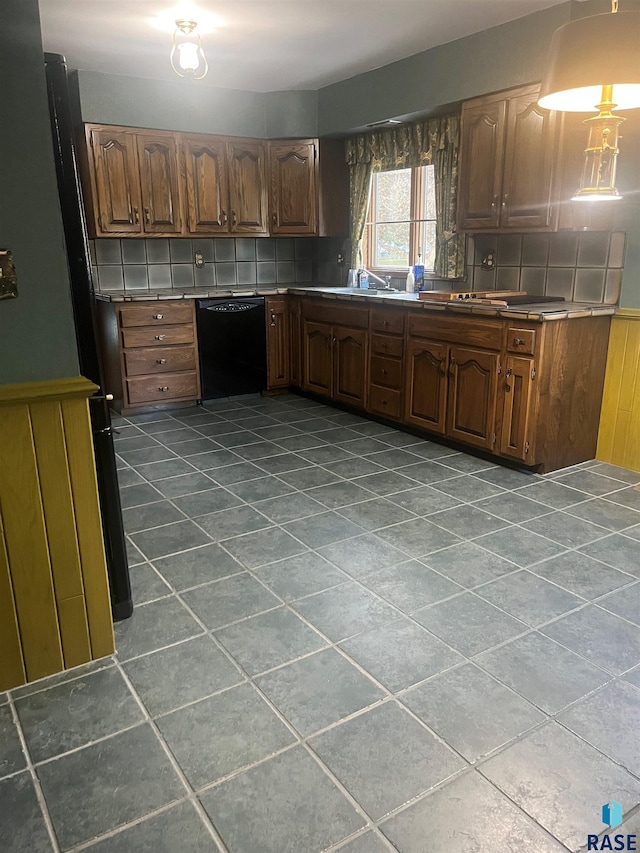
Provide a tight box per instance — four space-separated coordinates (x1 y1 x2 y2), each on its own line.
344 115 460 171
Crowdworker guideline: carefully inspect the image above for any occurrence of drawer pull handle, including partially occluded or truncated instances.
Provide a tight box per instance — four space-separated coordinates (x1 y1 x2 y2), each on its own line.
156 358 167 365
155 334 165 340
513 338 526 346
158 386 169 392
270 313 277 327
153 313 164 320
381 369 387 376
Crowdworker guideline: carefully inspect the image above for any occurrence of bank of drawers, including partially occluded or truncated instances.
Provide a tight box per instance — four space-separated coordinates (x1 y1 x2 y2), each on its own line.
117 301 200 408
368 309 405 420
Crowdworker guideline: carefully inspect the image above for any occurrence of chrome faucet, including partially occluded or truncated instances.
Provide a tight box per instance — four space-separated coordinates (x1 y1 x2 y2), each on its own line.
357 268 395 289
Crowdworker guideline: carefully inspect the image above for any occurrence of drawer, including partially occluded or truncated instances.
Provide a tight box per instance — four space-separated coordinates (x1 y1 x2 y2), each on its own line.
123 345 197 377
119 301 193 327
121 324 194 348
409 313 503 350
301 300 369 329
371 309 405 335
126 372 199 405
371 334 404 358
368 386 402 419
370 356 403 389
507 327 536 356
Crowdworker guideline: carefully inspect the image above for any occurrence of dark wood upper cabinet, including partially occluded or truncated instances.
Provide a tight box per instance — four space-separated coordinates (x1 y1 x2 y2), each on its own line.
268 138 349 237
457 84 561 233
136 132 182 234
226 139 268 234
183 135 229 234
457 100 506 230
86 127 142 234
83 125 181 237
269 140 318 235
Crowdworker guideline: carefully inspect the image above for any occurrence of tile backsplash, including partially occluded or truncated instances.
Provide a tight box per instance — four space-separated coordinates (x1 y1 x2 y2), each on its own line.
466 231 625 305
90 236 348 293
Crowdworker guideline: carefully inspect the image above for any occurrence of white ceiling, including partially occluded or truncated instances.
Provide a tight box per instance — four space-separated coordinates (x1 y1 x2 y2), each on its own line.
39 0 571 93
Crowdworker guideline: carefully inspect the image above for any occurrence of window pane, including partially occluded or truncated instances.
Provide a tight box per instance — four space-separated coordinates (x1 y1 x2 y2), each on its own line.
416 220 437 271
421 166 437 220
375 169 411 222
375 222 410 268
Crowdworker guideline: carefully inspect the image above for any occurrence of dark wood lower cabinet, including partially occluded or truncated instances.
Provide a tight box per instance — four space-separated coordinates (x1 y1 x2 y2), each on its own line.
334 327 367 407
500 355 535 461
405 339 448 434
265 297 290 390
302 320 333 397
447 345 498 450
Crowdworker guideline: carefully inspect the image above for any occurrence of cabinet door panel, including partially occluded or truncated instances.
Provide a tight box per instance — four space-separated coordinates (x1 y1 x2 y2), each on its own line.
502 92 558 230
266 297 290 389
404 339 448 435
183 136 229 233
447 346 498 449
89 129 141 234
302 321 332 397
227 140 268 233
136 134 182 234
457 100 506 230
269 141 317 234
333 326 366 408
500 356 535 461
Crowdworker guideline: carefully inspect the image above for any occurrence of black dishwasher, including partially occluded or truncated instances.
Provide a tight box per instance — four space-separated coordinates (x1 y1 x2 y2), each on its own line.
196 298 267 399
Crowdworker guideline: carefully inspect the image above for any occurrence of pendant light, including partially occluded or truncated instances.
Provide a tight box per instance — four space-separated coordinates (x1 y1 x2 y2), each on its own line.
170 19 208 80
538 0 640 201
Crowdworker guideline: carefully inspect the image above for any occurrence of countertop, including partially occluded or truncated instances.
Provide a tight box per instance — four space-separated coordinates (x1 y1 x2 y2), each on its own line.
96 284 617 322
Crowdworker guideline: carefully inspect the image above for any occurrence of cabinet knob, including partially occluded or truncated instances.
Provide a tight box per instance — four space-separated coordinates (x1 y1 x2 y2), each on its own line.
270 313 277 327
221 209 228 225
513 338 525 346
156 358 167 364
158 386 169 392
272 212 277 224
231 210 237 228
381 369 387 376
133 207 140 225
153 314 164 320
145 208 151 224
506 367 513 377
155 334 165 340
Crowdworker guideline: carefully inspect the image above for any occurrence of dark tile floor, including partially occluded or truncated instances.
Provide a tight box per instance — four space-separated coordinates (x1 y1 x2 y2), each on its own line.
2 393 640 853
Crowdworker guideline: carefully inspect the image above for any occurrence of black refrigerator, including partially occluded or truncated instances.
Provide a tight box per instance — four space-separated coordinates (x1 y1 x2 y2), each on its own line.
45 52 132 621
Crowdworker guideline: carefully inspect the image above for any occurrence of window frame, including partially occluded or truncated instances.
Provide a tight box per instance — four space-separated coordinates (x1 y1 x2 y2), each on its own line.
363 165 436 277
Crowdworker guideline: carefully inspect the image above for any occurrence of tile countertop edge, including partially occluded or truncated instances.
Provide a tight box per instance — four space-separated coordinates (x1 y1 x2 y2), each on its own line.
95 285 617 321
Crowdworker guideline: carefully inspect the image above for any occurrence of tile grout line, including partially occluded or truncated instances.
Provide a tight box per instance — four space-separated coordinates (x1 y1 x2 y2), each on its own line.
6 695 62 853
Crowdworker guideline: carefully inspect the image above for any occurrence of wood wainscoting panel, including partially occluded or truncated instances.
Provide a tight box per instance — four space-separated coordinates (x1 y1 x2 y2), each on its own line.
0 377 114 691
597 309 640 473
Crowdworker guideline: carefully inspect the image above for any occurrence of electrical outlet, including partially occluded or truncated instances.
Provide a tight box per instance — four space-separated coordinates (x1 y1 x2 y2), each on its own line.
337 253 345 266
481 252 495 271
194 251 205 269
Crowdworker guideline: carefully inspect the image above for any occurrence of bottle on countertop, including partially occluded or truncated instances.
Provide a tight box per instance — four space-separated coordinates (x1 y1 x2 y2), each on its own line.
359 269 369 289
413 252 425 292
405 266 415 292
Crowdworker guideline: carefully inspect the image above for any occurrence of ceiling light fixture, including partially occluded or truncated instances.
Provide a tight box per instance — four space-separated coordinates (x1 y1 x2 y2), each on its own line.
538 0 640 201
170 19 208 80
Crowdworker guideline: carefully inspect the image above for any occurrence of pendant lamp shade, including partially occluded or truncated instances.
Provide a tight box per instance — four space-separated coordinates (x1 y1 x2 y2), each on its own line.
538 10 640 112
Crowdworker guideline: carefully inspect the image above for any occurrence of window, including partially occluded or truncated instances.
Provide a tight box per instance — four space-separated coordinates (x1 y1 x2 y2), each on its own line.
363 165 436 274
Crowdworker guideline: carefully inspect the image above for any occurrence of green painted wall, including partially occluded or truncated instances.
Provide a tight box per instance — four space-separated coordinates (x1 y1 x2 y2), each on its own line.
75 72 318 139
0 0 79 384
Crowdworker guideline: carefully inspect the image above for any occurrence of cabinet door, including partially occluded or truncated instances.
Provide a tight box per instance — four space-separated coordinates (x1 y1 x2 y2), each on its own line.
404 339 449 435
457 99 506 230
447 346 498 450
183 135 230 233
501 88 558 230
136 133 182 234
226 140 268 234
302 320 333 397
269 141 317 235
266 297 290 389
333 326 367 408
500 355 535 461
89 128 142 234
